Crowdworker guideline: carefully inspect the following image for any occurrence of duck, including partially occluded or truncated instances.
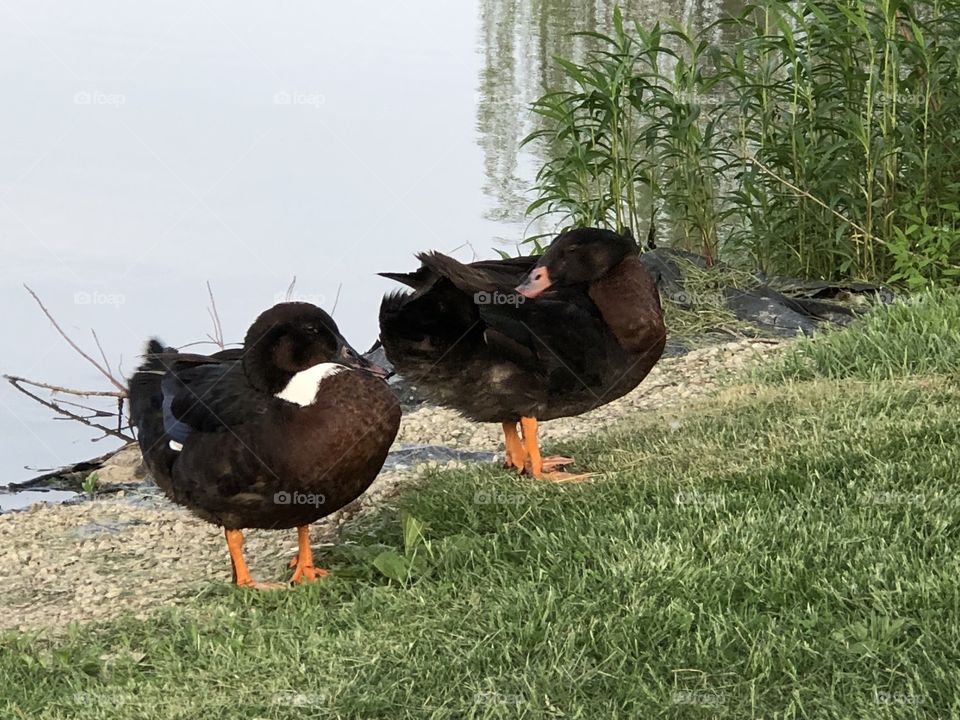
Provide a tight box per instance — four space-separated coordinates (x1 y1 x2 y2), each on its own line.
378 227 666 481
128 302 401 589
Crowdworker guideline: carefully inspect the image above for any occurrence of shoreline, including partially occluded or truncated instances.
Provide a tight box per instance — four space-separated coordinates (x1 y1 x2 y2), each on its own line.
0 338 784 634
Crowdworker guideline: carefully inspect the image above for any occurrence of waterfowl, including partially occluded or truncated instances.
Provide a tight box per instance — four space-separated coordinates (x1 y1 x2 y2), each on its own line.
128 302 401 589
378 227 666 480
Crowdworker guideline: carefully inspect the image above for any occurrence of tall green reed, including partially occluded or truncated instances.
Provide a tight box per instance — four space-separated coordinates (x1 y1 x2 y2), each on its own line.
525 0 960 285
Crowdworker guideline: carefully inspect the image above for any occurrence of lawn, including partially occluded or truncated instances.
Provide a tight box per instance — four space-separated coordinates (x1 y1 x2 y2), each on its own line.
2 296 959 719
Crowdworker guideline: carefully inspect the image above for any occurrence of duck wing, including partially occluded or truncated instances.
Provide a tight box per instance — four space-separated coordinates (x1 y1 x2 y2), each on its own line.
131 341 271 446
414 252 535 294
479 288 607 390
380 252 606 388
160 356 271 442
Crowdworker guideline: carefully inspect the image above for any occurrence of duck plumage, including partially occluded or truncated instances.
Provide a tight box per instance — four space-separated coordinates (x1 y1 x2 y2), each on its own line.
128 302 401 587
378 227 666 479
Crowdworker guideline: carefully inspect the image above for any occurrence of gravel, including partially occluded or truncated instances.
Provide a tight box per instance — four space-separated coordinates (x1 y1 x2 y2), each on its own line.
0 338 784 634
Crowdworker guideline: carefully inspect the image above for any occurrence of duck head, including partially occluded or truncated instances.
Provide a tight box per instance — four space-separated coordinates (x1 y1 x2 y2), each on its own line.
516 227 638 299
242 302 386 395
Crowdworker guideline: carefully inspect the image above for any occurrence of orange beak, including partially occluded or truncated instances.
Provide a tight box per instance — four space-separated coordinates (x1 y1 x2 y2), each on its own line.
516 267 552 299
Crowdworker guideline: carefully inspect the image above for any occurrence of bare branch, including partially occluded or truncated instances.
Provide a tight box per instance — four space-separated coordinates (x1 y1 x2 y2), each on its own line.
743 155 873 240
178 340 242 351
2 375 125 398
91 328 115 379
5 376 134 442
23 285 127 393
285 275 297 301
331 282 343 316
205 281 225 350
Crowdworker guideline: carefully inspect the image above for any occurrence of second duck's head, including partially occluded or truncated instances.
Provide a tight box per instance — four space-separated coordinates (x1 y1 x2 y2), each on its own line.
242 302 384 398
516 227 638 299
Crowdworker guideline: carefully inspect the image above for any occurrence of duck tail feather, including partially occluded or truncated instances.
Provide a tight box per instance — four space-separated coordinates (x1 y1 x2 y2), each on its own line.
415 252 497 293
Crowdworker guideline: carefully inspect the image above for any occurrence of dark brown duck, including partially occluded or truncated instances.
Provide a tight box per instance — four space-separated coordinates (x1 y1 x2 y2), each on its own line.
128 302 401 589
378 227 666 480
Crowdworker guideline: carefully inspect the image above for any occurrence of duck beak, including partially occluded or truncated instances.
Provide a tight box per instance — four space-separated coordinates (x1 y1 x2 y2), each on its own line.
360 357 392 379
516 267 552 299
337 340 392 379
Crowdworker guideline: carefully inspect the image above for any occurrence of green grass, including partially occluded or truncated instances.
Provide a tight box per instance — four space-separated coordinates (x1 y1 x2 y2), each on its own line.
3 372 959 719
757 289 960 383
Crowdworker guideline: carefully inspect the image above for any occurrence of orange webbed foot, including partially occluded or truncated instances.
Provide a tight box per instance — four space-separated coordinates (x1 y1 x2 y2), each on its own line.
225 529 289 590
290 563 331 584
519 418 594 482
536 470 596 483
540 456 575 472
287 526 332 585
236 578 290 591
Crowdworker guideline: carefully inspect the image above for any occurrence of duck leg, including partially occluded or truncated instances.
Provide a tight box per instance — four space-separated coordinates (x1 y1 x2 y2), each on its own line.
287 525 331 584
519 417 592 483
225 529 287 590
502 421 526 472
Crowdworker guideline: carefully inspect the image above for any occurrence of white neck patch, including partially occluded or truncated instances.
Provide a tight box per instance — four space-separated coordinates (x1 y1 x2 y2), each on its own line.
275 363 346 407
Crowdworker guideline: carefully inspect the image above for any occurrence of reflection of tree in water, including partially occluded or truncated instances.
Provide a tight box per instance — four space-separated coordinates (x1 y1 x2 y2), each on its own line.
476 0 722 230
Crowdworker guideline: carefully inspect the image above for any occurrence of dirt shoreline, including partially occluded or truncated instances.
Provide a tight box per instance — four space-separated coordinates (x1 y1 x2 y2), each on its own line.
0 338 784 634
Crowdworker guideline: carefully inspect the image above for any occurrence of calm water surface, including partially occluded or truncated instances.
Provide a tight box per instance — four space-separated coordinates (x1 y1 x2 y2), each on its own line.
0 0 716 484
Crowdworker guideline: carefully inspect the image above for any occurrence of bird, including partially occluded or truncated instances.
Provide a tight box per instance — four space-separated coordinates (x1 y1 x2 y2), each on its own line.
128 302 401 589
378 227 666 481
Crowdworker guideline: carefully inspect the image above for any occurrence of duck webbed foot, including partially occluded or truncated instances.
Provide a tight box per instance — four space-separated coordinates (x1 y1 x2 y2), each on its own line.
287 525 332 584
225 529 289 590
519 417 594 483
541 456 575 472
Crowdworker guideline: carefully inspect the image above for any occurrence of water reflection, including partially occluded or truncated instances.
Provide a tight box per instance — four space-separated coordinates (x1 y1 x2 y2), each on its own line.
0 0 728 486
476 0 730 227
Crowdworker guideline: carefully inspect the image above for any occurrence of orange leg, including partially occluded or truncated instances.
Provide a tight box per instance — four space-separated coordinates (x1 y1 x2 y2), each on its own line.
225 529 287 590
502 421 526 472
519 417 543 477
519 416 592 483
287 525 331 584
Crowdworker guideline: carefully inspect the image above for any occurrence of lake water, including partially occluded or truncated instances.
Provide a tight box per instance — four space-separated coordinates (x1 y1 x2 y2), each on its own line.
0 0 717 486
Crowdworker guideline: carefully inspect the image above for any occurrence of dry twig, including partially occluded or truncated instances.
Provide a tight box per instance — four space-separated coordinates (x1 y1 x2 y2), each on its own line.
205 281 225 350
23 284 127 393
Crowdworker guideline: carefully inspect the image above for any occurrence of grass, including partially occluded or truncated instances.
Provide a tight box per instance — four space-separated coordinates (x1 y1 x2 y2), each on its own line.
3 297 959 719
758 289 960 382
